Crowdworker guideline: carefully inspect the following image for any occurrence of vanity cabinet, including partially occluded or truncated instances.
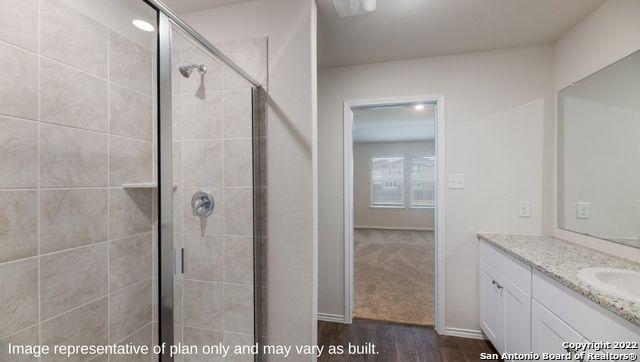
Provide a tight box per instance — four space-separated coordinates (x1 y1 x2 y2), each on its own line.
479 239 640 360
479 244 531 355
531 299 585 355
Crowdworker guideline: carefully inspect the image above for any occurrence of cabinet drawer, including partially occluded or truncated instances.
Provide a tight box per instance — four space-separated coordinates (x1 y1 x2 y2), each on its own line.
480 240 531 293
532 271 640 344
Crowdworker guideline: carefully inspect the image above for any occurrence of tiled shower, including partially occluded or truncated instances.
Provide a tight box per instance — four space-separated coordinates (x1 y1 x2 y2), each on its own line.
0 0 266 360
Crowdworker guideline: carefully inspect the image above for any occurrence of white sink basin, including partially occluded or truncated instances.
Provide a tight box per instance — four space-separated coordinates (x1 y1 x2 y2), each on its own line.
577 267 640 303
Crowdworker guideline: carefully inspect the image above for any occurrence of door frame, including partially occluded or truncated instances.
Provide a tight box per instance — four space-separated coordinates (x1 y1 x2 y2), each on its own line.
342 95 446 333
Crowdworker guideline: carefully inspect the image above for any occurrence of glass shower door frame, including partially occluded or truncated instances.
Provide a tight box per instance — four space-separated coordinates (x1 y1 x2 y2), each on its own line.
147 2 264 360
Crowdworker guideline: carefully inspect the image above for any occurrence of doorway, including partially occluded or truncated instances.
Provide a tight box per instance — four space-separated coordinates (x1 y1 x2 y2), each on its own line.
343 96 445 330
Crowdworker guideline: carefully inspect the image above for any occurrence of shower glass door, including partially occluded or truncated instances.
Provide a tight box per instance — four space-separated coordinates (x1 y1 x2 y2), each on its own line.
155 10 262 361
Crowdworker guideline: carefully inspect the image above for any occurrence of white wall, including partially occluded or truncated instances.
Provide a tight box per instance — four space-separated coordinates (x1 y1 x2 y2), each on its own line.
552 0 640 261
181 1 318 358
354 141 435 230
318 45 554 330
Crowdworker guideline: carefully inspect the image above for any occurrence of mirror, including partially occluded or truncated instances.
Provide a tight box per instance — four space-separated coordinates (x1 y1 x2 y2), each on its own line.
558 50 640 249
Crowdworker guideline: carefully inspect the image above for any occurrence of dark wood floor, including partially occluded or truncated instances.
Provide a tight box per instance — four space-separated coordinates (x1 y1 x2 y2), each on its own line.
318 319 501 361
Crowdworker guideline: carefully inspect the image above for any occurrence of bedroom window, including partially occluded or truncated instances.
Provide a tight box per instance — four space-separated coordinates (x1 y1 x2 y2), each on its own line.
410 156 435 207
370 157 404 207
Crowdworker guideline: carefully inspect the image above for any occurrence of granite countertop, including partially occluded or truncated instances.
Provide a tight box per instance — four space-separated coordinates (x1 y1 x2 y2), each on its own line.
477 233 640 327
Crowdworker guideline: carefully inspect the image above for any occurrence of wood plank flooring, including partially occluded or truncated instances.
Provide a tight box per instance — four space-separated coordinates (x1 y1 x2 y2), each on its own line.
318 319 501 361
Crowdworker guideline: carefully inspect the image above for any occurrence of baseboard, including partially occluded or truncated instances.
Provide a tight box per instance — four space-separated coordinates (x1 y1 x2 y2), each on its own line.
318 313 347 323
354 225 435 231
444 327 486 340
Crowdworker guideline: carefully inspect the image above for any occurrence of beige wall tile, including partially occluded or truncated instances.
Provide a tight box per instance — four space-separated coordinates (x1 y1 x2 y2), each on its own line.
0 325 39 362
109 280 151 343
217 37 268 88
223 89 252 138
40 0 108 77
109 83 153 140
224 188 253 236
110 233 152 291
40 189 108 254
224 139 252 187
223 333 254 362
0 0 38 51
109 136 152 186
174 188 183 234
173 142 182 185
180 47 224 96
109 32 151 95
41 298 108 362
183 187 224 235
40 243 108 319
0 191 37 264
223 284 253 334
0 258 38 338
172 95 182 140
0 117 38 188
40 124 108 187
109 188 153 239
110 324 151 361
40 59 108 132
182 92 223 140
0 43 38 120
182 140 223 187
182 280 222 330
224 236 253 286
173 276 183 326
182 327 224 362
183 234 223 282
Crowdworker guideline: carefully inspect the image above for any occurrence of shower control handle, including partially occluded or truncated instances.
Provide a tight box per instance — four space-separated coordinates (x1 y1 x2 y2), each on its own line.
191 191 214 217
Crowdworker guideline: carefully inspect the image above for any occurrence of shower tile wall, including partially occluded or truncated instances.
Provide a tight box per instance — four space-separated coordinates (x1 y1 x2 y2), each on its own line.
0 0 155 360
166 31 266 361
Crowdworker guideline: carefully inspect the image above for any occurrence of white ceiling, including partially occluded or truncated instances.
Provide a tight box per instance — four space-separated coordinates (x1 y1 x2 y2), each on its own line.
161 0 251 14
353 104 435 143
318 0 606 68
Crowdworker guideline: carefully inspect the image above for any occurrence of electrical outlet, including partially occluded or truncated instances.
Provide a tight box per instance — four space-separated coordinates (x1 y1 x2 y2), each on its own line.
577 201 591 219
448 173 464 189
518 201 531 218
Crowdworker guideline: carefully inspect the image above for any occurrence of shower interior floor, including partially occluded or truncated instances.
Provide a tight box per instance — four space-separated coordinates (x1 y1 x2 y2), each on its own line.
353 228 435 326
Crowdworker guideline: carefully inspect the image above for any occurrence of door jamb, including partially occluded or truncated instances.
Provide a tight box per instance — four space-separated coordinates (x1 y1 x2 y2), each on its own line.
342 95 446 333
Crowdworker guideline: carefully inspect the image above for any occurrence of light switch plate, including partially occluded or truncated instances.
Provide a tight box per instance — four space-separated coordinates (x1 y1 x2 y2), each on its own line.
448 173 464 189
518 201 531 218
577 201 591 219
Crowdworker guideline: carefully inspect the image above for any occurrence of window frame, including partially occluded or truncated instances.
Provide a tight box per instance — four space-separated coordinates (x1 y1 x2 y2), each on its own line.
369 156 406 208
409 155 436 209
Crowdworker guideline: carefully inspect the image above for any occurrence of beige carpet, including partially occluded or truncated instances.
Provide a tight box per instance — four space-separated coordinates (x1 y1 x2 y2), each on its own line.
353 228 435 326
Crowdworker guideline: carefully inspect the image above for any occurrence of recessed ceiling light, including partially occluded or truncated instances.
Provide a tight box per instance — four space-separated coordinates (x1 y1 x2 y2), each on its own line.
332 0 376 17
414 104 425 111
132 19 154 32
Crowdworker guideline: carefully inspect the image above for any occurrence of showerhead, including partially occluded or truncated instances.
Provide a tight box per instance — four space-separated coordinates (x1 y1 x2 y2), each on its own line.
179 64 207 78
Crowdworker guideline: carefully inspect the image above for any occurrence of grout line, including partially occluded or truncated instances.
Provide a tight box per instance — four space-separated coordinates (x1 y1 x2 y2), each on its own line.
112 322 152 346
108 277 152 297
39 295 107 325
0 322 40 342
179 323 253 337
181 278 253 288
107 28 112 350
36 0 42 356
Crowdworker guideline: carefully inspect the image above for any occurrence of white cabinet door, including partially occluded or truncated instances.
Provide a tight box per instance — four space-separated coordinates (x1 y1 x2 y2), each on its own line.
503 276 531 354
480 261 505 352
532 299 584 356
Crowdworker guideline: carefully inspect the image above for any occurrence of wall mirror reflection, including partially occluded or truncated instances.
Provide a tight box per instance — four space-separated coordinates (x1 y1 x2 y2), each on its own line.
558 50 640 249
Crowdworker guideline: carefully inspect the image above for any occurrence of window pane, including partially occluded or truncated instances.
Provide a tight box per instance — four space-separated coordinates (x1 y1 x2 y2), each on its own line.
411 156 435 207
371 157 404 206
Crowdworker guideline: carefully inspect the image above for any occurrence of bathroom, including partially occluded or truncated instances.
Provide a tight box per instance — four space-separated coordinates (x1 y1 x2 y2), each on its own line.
0 0 638 361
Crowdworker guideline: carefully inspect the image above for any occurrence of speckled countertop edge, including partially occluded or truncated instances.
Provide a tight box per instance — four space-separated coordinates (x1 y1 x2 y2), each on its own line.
477 233 640 327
